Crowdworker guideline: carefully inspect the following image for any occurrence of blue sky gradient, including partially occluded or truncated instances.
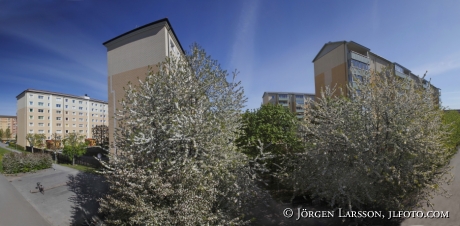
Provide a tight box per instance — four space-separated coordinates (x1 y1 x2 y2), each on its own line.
1 0 459 116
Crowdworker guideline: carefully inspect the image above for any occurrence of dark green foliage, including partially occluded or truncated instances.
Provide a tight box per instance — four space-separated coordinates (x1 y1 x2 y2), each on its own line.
235 104 303 177
2 152 52 174
236 104 302 157
9 142 25 151
442 110 460 155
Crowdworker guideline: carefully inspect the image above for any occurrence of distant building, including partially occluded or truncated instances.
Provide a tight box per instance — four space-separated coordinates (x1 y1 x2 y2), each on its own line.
262 92 315 119
445 109 460 114
16 89 108 148
0 115 17 141
312 41 440 102
103 18 184 153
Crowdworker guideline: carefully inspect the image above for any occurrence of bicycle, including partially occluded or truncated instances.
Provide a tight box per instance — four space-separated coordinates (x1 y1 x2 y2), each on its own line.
36 182 44 194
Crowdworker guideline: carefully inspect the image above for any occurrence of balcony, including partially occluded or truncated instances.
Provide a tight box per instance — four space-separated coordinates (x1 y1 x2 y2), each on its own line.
395 70 408 79
278 95 289 100
296 108 304 113
349 51 369 64
296 115 304 119
279 102 289 107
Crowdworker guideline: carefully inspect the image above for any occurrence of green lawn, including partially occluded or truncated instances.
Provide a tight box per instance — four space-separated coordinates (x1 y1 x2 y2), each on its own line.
0 147 12 173
58 163 98 174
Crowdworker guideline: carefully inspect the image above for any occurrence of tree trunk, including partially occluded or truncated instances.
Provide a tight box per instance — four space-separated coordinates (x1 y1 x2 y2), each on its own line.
73 156 75 165
31 146 34 153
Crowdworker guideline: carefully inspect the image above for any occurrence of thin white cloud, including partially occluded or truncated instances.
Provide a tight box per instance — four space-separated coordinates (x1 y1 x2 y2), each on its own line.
411 52 460 77
228 0 260 109
229 0 260 89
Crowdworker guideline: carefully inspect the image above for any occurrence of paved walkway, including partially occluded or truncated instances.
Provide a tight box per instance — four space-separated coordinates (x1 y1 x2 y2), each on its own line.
1 143 108 225
0 142 22 153
0 173 51 226
401 147 460 226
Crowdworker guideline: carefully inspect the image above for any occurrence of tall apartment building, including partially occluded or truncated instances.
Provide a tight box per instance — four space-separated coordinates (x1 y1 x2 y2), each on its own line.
313 41 440 100
0 115 17 141
262 92 315 119
16 89 108 148
103 18 184 153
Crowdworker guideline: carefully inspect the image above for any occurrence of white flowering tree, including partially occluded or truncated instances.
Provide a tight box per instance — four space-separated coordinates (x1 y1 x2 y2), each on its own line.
98 44 263 225
283 68 452 214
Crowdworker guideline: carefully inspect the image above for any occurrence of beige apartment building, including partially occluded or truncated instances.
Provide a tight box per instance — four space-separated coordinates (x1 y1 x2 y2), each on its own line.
312 41 440 100
262 92 315 119
16 89 108 148
0 115 17 141
103 18 184 153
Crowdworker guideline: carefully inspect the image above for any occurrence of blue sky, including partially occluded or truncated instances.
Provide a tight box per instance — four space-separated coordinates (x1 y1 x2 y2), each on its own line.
1 0 459 116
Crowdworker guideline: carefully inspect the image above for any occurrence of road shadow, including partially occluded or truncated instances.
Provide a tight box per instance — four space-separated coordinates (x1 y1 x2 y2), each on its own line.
67 171 108 225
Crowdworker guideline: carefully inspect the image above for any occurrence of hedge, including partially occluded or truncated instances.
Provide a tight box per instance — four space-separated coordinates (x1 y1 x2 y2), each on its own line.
2 152 52 174
8 142 25 151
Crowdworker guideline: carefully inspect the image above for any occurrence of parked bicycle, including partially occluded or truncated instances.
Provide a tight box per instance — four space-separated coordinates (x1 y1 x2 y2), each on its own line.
36 182 44 194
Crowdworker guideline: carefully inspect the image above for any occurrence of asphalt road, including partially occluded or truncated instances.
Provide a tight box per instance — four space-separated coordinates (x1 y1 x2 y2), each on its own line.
401 147 460 226
0 173 52 226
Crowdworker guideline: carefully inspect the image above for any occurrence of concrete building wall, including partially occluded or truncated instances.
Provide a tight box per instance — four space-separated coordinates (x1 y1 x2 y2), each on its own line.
368 53 392 73
313 43 346 98
104 19 183 153
0 116 17 141
16 90 108 148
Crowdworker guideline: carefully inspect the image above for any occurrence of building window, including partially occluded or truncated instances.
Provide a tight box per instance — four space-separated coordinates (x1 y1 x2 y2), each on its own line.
56 97 62 101
57 130 62 134
38 102 44 106
38 95 44 99
79 101 82 104
57 123 61 126
29 122 33 126
79 124 83 127
29 130 34 133
79 130 83 133
79 112 83 116
48 123 50 126
56 104 61 107
72 124 76 127
56 110 61 114
72 100 75 103
29 108 33 112
350 59 369 70
65 130 68 134
38 116 44 120
65 99 68 102
29 116 33 119
72 106 76 109
29 94 34 98
79 107 83 110
72 118 76 121
395 65 404 73
29 101 33 106
65 117 68 121
65 105 68 109
38 123 44 127
56 117 61 120
278 94 288 99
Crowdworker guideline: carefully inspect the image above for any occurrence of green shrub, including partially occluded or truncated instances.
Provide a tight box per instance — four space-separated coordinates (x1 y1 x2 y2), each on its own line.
8 142 25 151
2 152 52 174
